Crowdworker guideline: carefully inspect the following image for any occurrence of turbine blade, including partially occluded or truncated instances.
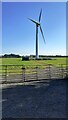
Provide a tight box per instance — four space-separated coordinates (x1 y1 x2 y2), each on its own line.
39 9 42 22
40 25 46 44
28 18 40 25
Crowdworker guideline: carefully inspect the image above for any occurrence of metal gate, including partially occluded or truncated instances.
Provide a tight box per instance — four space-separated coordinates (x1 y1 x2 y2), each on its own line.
0 64 68 84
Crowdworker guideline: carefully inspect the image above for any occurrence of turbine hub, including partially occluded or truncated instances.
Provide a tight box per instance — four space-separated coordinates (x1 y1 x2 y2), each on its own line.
37 22 40 26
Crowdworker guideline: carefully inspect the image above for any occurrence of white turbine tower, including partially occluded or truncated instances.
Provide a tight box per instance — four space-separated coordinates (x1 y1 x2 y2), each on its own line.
28 9 46 60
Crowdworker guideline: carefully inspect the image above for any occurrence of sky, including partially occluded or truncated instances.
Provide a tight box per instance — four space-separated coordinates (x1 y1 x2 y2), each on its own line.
2 2 66 56
1 0 67 2
66 2 68 56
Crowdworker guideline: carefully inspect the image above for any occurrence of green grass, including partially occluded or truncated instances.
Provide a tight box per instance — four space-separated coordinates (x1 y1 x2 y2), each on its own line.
1 57 67 66
0 57 68 74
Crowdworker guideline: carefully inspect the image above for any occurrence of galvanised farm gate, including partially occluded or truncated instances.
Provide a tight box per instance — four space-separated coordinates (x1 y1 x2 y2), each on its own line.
0 64 68 84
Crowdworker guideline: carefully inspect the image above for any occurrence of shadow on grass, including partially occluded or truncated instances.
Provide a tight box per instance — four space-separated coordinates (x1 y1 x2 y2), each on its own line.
2 79 67 119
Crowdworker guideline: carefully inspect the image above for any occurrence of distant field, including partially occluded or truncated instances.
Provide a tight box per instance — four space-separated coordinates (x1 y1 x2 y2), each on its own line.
0 57 68 75
0 57 67 67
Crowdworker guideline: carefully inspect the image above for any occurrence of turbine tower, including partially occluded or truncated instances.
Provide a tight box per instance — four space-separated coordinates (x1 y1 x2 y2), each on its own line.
28 9 46 59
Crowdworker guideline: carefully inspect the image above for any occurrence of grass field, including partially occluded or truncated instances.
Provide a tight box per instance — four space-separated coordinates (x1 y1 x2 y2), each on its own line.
0 57 67 67
0 57 68 76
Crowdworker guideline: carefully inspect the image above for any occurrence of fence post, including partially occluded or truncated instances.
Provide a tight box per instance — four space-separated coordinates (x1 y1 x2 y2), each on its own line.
61 64 64 79
22 66 25 82
48 64 51 79
36 66 38 80
5 65 7 82
66 66 68 79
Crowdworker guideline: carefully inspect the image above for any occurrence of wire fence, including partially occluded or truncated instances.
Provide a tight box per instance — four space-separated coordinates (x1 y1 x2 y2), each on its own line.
0 64 68 84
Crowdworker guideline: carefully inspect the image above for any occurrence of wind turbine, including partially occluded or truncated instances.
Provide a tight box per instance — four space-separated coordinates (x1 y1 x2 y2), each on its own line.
28 9 46 60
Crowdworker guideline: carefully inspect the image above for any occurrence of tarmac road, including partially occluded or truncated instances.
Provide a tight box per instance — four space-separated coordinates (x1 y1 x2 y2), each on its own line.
2 79 67 118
